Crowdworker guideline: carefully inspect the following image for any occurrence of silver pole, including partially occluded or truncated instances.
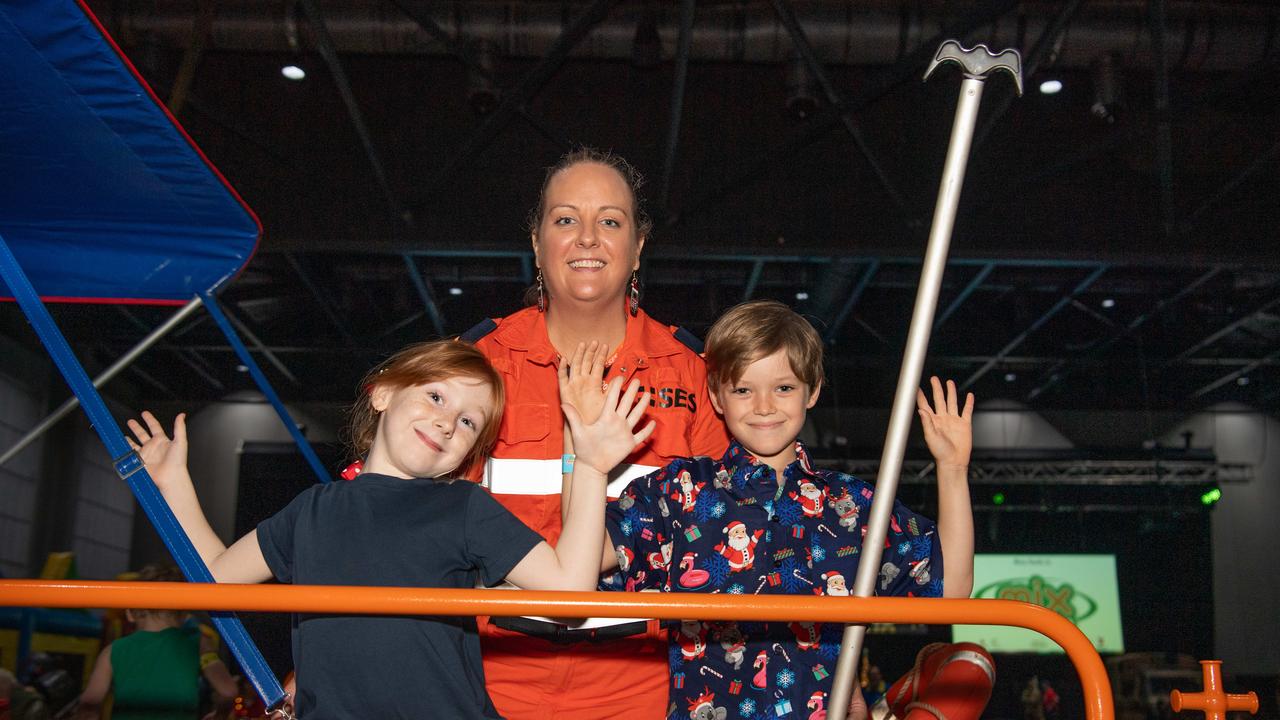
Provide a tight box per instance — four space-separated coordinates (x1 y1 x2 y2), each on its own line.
826 73 992 717
0 295 203 467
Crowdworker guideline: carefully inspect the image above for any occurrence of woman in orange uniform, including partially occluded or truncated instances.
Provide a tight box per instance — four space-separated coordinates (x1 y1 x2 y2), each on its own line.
463 148 728 719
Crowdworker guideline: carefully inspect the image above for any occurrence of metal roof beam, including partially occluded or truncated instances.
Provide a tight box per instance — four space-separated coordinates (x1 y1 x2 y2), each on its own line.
1027 266 1222 401
770 0 909 218
658 0 696 216
298 0 402 227
424 0 621 196
961 265 1108 391
403 254 447 338
934 262 995 331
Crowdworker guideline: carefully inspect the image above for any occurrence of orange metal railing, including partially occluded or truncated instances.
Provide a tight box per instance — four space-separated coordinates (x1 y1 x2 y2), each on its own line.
0 580 1113 719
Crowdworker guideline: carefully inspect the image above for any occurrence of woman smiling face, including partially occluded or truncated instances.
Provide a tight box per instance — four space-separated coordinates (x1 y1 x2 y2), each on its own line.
532 161 645 309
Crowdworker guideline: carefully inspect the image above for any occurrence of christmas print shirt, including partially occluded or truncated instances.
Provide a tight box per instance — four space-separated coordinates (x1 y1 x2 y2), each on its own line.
603 440 944 720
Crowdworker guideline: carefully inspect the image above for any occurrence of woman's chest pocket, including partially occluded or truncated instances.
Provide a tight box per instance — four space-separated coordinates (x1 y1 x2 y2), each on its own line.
496 402 553 453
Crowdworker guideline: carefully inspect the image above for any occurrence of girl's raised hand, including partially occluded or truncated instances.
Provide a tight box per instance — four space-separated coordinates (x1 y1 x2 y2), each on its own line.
562 376 655 476
916 377 974 470
557 341 610 425
126 411 190 491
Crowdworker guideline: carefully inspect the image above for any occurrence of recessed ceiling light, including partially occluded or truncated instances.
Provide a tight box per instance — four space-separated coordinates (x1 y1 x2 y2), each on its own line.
1004 372 1017 382
281 65 306 81
1039 79 1063 95
1101 298 1116 309
795 291 809 301
1237 376 1250 386
236 364 249 373
449 287 463 296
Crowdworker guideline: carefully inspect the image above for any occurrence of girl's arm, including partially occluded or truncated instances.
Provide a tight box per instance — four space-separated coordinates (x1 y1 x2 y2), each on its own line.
506 375 654 591
558 341 610 525
916 377 975 598
198 630 240 700
76 645 113 714
128 412 273 584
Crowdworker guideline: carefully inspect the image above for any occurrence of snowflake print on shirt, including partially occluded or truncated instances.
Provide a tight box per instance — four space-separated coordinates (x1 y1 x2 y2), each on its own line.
604 440 945 720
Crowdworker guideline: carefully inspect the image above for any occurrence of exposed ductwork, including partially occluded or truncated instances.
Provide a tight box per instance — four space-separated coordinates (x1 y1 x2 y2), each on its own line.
108 1 1278 71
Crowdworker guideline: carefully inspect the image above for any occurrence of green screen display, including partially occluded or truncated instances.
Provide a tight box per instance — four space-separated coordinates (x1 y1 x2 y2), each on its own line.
952 554 1124 654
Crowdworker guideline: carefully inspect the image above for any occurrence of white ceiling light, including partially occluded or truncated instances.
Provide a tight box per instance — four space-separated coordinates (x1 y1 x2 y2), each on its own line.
1039 79 1063 95
281 65 306 81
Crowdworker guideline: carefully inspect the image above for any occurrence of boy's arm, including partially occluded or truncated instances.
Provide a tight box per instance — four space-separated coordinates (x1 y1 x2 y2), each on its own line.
128 412 272 584
504 376 654 591
917 378 975 598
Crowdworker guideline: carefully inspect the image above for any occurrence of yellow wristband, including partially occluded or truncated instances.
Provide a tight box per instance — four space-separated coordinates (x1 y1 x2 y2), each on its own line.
200 652 221 669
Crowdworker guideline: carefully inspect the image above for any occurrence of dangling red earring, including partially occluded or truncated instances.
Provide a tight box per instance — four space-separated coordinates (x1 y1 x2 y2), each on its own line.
537 270 546 313
628 271 640 316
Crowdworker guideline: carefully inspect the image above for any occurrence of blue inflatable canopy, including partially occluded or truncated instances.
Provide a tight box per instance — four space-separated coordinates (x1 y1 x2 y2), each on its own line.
0 0 258 303
0 1 288 708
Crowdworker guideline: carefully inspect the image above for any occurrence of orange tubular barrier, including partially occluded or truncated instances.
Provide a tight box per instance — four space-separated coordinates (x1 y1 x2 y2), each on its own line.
0 580 1113 719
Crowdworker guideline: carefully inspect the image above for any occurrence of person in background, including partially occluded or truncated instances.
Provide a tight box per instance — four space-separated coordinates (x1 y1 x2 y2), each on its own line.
0 668 50 720
464 147 728 719
75 565 237 720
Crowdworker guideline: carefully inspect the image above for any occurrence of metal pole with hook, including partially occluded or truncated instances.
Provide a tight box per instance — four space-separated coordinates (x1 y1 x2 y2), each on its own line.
826 40 1023 717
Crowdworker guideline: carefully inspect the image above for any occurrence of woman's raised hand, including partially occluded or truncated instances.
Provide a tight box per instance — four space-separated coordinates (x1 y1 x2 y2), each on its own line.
557 340 610 425
126 411 191 491
562 376 654 476
916 377 974 470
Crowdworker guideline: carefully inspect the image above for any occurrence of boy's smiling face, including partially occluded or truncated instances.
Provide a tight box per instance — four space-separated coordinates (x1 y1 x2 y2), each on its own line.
709 349 820 477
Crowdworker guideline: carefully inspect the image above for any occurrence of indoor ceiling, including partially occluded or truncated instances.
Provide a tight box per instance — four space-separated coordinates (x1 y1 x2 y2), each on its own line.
3 0 1278 415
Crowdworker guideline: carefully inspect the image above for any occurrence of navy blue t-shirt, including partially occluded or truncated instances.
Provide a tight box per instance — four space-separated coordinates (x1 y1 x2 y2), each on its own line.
257 473 542 719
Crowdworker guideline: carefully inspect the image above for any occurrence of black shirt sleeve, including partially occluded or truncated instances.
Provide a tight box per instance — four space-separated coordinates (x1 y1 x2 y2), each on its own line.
460 483 543 587
256 485 315 583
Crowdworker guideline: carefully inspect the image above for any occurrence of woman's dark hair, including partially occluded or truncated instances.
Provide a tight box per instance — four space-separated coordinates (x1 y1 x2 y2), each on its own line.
525 147 654 240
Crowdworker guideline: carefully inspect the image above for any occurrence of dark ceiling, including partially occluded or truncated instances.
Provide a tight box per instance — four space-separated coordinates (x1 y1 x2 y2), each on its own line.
3 0 1279 416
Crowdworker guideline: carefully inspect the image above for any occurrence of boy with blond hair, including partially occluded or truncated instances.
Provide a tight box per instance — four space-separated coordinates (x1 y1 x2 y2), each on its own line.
566 300 993 720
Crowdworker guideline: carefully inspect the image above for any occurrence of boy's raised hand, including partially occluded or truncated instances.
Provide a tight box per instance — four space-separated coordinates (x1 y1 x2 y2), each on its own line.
916 377 974 470
557 340 610 425
562 376 655 476
126 411 191 491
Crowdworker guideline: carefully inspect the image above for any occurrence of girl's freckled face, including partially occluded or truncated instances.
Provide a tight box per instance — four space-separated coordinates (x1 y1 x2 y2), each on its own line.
364 376 494 479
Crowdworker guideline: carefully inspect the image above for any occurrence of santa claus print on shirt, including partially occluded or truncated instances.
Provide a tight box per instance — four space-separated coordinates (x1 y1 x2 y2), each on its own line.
818 571 849 596
678 619 708 661
671 469 703 513
647 535 674 571
790 621 822 651
788 481 827 518
713 521 764 572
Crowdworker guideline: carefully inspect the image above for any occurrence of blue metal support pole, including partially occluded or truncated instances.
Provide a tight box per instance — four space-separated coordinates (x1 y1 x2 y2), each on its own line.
0 234 286 711
200 291 330 485
403 254 446 337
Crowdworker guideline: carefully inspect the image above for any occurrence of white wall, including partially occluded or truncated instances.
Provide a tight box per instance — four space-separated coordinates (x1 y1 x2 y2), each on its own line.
0 360 47 578
1162 404 1280 675
184 394 338 544
971 399 1075 450
70 416 136 580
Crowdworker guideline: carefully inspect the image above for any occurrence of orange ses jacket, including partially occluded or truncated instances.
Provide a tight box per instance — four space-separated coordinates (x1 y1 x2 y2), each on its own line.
468 305 729 544
465 305 728 720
